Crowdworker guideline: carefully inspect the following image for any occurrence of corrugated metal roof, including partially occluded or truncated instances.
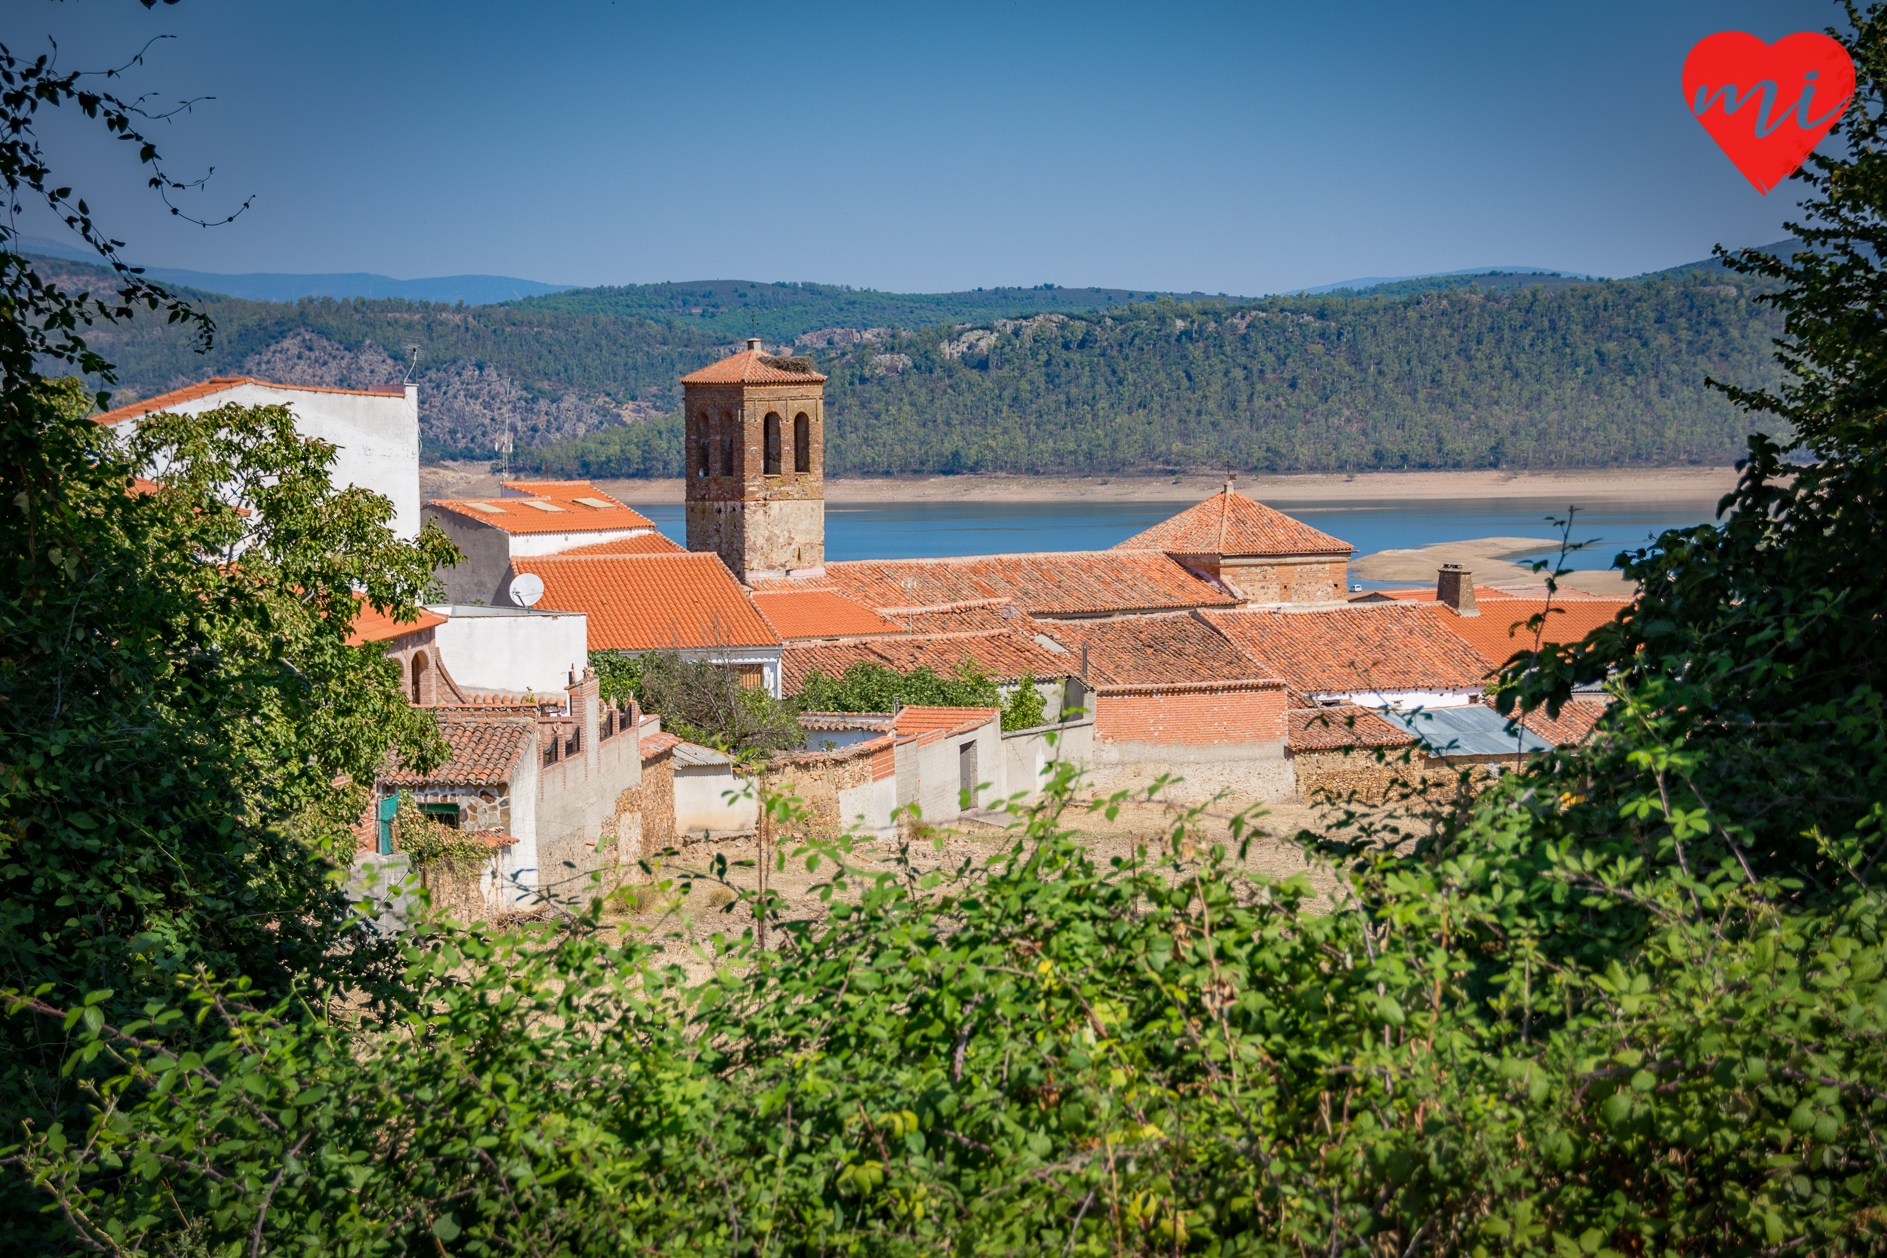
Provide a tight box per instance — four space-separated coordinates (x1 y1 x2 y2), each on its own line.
1379 705 1553 756
673 742 734 767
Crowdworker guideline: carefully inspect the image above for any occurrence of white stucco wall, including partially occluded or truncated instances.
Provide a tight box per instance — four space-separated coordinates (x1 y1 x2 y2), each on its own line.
113 381 421 537
1001 718 1095 803
426 606 589 698
675 766 758 836
1315 688 1478 711
507 528 653 556
838 777 897 838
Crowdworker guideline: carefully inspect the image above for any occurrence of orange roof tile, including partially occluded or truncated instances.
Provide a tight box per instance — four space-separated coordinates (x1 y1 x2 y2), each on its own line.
680 344 829 386
95 376 405 426
1428 598 1633 670
346 598 447 646
510 553 781 651
1202 604 1493 696
553 532 688 557
1028 613 1266 687
1512 697 1611 747
640 732 683 759
892 705 999 736
1113 486 1352 557
1288 706 1418 751
752 589 906 640
426 492 654 536
381 718 532 787
752 551 1236 618
500 480 623 504
781 629 1070 695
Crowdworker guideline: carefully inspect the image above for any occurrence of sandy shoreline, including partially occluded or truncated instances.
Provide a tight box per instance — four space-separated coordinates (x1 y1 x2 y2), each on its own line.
421 463 1740 506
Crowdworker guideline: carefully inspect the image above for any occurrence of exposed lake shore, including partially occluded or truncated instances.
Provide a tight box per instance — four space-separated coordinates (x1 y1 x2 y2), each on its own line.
421 463 1742 506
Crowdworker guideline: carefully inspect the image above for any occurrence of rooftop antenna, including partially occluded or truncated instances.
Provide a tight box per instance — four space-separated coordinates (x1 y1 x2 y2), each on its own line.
404 345 420 384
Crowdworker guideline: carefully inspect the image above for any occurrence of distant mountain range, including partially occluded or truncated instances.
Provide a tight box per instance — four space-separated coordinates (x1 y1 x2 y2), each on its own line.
19 231 1794 314
13 235 573 305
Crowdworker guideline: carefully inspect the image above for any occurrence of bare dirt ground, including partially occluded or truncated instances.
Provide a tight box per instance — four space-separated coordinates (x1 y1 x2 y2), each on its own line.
422 462 1741 508
589 795 1420 984
1352 536 1639 597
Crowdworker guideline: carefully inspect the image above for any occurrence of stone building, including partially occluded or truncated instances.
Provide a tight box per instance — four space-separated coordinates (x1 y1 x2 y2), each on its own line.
681 339 827 581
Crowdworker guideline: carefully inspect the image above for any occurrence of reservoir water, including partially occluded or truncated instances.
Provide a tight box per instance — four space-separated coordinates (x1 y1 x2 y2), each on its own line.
626 495 1728 580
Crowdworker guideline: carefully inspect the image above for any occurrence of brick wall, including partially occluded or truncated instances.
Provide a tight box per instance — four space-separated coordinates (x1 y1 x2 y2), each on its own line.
1095 683 1287 747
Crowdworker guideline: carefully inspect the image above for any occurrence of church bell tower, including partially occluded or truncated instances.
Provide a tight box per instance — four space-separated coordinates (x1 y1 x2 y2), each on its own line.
679 338 826 582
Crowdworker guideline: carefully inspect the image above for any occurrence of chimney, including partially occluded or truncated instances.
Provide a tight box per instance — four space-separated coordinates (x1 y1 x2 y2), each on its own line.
1224 471 1237 496
1437 564 1479 617
747 337 763 353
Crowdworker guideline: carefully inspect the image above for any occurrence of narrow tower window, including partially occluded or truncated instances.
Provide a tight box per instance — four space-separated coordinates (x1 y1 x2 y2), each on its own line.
720 432 734 476
696 412 710 477
411 651 429 705
763 413 782 476
794 412 811 474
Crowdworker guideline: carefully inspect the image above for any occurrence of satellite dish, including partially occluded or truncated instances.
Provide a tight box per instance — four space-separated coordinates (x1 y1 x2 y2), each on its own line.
508 573 545 609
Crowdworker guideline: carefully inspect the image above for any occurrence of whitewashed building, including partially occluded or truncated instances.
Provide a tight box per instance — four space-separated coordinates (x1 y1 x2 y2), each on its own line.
96 376 421 537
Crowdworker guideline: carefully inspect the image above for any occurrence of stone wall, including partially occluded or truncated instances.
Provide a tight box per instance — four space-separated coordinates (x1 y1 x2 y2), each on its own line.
1290 748 1502 806
764 745 876 836
1221 555 1350 606
611 747 675 859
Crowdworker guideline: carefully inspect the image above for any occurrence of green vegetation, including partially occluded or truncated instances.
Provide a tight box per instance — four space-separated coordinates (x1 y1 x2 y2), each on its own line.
511 278 1199 345
517 275 1787 477
797 657 1004 717
8 5 1887 1253
592 648 802 753
47 249 1786 478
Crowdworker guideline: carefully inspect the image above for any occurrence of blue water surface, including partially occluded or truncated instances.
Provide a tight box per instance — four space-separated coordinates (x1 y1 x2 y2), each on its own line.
627 495 1728 580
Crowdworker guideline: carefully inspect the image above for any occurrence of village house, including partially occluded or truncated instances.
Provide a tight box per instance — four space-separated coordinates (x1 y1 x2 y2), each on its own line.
1201 603 1495 709
1111 478 1356 606
424 480 674 606
506 550 787 695
97 376 422 537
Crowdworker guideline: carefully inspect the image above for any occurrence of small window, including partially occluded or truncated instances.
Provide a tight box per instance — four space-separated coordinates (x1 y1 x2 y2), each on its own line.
697 437 710 477
763 413 782 475
421 803 461 829
411 651 430 705
720 433 735 477
794 413 810 474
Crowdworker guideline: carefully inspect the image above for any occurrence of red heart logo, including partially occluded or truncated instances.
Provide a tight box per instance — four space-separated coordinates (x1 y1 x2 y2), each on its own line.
1683 31 1854 194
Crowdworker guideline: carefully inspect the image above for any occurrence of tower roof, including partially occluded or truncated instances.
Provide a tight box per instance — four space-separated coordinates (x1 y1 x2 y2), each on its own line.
1113 484 1352 557
681 339 828 386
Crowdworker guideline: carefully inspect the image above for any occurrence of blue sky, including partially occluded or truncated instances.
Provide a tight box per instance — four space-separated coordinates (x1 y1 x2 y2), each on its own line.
16 0 1836 293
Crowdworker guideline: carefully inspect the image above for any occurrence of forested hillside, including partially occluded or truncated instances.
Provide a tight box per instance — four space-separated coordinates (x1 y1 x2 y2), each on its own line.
44 251 1787 473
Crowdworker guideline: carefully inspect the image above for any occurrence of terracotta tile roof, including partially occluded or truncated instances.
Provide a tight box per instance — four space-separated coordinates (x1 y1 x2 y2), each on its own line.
510 553 781 650
346 598 447 646
1424 598 1633 670
753 551 1236 618
640 732 683 759
680 345 829 386
1202 604 1493 696
1512 696 1611 747
95 376 404 426
892 705 999 736
752 589 907 640
426 492 654 536
500 480 623 504
381 718 533 787
552 532 688 557
1028 613 1266 687
1113 486 1352 557
781 629 1070 695
1288 706 1418 751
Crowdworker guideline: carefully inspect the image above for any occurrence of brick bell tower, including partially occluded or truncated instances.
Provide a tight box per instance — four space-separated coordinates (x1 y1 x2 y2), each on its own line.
680 338 826 582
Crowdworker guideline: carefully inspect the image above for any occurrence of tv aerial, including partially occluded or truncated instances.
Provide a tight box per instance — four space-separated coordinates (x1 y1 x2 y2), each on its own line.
508 573 545 609
404 345 420 384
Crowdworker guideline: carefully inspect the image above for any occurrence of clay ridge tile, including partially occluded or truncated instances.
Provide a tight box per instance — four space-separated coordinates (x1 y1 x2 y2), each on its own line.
1027 613 1262 687
1203 604 1493 694
1113 488 1353 557
511 552 782 650
680 347 829 385
754 550 1237 617
96 376 407 426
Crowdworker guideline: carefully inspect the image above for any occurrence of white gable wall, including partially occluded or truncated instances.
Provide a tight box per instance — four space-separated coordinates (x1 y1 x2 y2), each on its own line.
110 382 421 536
